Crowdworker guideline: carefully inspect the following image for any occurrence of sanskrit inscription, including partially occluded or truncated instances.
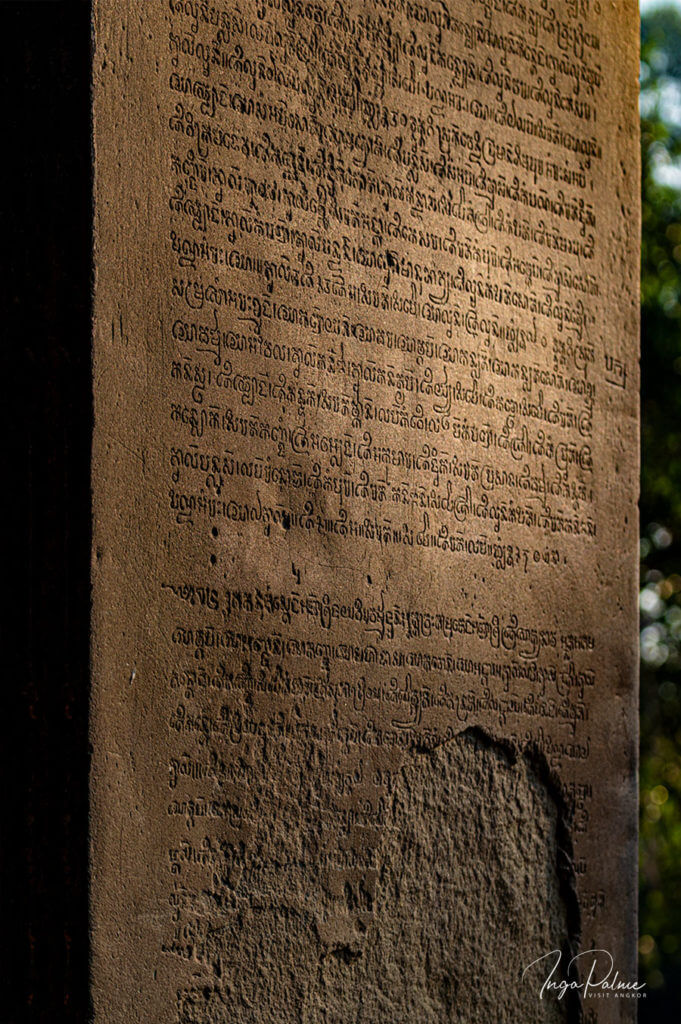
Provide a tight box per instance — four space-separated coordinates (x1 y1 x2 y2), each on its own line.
92 2 639 1021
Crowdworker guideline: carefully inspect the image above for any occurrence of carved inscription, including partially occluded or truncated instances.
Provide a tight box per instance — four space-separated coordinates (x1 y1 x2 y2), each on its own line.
92 1 639 1021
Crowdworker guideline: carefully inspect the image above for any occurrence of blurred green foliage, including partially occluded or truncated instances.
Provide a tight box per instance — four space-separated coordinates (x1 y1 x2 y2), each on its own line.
639 4 681 1013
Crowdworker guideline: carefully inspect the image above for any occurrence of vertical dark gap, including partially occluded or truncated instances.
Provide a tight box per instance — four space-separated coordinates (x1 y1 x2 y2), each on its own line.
2 3 92 1022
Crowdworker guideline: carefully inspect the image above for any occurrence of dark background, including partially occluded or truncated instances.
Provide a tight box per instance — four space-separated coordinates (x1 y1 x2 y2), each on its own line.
3 2 91 1022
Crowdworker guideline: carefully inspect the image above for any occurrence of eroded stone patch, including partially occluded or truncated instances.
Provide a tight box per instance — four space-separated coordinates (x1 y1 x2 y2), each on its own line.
176 730 579 1023
319 729 580 1024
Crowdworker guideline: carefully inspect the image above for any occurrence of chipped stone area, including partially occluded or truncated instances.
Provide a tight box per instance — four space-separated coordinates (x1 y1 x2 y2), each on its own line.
174 730 579 1023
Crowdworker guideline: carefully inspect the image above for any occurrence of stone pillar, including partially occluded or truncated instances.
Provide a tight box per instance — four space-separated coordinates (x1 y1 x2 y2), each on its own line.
91 2 640 1020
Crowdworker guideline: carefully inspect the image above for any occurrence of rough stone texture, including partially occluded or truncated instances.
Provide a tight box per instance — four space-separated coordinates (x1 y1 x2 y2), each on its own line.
170 730 577 1024
91 1 640 1021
